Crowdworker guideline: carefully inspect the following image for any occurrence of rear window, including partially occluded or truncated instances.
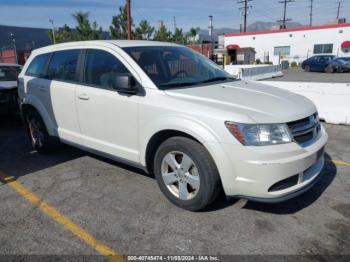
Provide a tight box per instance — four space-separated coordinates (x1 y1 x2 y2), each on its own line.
47 50 80 82
26 54 50 77
0 66 20 81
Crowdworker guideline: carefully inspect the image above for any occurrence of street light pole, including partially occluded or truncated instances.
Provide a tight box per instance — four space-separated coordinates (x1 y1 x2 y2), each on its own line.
49 19 56 44
10 33 18 64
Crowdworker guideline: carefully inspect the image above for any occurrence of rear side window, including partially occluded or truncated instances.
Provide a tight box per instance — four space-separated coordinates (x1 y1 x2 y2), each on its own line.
26 53 50 77
47 50 79 81
83 49 129 89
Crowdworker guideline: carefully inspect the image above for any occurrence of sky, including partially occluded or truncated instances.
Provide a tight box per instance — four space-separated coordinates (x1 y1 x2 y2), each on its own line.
0 0 349 31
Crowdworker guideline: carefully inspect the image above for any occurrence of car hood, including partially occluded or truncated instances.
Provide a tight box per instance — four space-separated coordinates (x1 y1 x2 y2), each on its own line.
164 80 316 124
0 81 17 90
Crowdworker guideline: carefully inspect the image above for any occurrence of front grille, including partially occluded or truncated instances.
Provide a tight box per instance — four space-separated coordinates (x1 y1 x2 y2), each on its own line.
287 112 321 146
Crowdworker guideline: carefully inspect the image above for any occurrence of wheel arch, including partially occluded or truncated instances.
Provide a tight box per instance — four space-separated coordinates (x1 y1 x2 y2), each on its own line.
21 99 57 137
145 129 203 174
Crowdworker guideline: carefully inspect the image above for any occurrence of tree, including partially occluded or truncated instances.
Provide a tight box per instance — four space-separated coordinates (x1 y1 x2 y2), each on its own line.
48 24 74 43
134 20 154 40
72 11 102 40
153 22 172 42
172 27 187 44
110 6 130 39
91 21 104 40
188 27 200 43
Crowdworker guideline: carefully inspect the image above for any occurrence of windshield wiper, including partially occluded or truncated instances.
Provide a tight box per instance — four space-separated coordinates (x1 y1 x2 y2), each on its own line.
158 82 200 88
201 77 234 84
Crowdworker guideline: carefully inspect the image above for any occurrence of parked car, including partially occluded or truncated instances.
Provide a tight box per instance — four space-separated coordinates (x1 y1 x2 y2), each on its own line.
325 57 350 73
302 55 336 72
0 63 21 112
18 41 328 211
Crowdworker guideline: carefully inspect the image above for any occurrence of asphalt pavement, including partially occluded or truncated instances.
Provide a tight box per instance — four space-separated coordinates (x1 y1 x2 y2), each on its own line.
0 114 349 260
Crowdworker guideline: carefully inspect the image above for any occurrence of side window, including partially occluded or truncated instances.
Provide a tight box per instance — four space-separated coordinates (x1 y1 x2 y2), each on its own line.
83 49 129 89
273 46 291 56
47 50 79 81
26 53 50 77
314 44 333 54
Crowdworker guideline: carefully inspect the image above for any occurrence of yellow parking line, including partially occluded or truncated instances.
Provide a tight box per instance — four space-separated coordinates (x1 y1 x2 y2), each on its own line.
0 172 124 262
329 160 350 167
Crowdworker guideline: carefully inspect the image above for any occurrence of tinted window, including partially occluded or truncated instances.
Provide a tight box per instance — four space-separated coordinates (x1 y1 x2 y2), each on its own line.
47 50 79 81
274 46 290 56
26 54 50 77
0 66 20 81
314 44 333 54
83 49 129 89
124 46 233 89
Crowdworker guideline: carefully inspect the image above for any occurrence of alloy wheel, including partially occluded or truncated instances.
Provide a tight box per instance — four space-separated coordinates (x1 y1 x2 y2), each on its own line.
28 117 45 148
161 151 200 200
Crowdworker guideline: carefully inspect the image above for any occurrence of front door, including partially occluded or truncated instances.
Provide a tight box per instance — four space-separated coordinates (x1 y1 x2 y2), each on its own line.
46 49 81 144
75 49 139 162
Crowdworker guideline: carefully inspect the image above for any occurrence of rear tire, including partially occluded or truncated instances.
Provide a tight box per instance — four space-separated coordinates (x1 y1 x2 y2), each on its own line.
153 137 221 211
325 65 334 73
25 110 59 153
305 65 311 72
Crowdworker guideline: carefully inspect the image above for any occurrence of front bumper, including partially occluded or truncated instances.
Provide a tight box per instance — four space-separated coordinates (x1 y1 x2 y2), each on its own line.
209 125 328 202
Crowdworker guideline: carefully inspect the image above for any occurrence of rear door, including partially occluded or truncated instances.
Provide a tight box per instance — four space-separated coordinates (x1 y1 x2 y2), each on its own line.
23 53 52 115
75 48 139 162
46 49 81 144
316 56 328 71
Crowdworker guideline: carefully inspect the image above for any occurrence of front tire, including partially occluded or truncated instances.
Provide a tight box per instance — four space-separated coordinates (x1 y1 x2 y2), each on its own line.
305 65 311 72
25 110 58 153
153 137 221 211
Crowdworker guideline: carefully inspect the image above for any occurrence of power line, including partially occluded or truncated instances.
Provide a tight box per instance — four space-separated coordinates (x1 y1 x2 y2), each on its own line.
277 0 295 29
238 0 252 32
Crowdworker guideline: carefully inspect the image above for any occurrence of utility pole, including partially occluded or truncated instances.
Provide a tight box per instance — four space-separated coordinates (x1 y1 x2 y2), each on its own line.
309 0 313 27
208 15 214 59
49 19 56 44
336 0 342 21
9 33 18 64
238 0 252 32
173 16 177 32
277 0 294 29
126 0 132 40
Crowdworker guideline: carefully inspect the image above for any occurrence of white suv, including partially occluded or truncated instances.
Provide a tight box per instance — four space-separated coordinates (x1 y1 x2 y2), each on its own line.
18 41 328 211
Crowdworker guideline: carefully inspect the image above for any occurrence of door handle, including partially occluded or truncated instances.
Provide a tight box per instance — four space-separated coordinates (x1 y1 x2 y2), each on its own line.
78 93 90 100
39 86 46 92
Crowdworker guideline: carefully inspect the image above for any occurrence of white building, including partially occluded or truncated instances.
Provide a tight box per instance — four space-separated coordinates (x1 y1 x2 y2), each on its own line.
224 23 350 65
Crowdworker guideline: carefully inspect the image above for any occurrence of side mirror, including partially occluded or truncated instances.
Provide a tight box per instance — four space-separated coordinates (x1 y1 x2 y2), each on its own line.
113 74 137 94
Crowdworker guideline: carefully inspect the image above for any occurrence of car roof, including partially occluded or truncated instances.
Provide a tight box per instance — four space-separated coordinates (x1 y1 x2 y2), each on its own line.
31 40 181 55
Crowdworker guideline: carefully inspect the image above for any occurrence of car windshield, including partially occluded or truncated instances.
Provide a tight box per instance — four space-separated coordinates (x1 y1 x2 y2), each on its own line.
123 46 235 89
0 66 20 81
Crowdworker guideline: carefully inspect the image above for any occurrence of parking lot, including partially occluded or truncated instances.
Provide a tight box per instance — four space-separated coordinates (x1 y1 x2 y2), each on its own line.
0 114 349 260
270 68 350 83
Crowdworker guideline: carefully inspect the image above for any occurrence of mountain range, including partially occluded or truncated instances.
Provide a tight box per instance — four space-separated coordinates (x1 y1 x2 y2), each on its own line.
199 21 304 36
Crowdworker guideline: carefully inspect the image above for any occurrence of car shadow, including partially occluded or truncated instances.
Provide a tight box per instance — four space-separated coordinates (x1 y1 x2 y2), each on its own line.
0 114 150 185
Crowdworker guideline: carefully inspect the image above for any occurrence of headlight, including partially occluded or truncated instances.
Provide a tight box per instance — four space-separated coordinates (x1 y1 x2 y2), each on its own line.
225 122 293 146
